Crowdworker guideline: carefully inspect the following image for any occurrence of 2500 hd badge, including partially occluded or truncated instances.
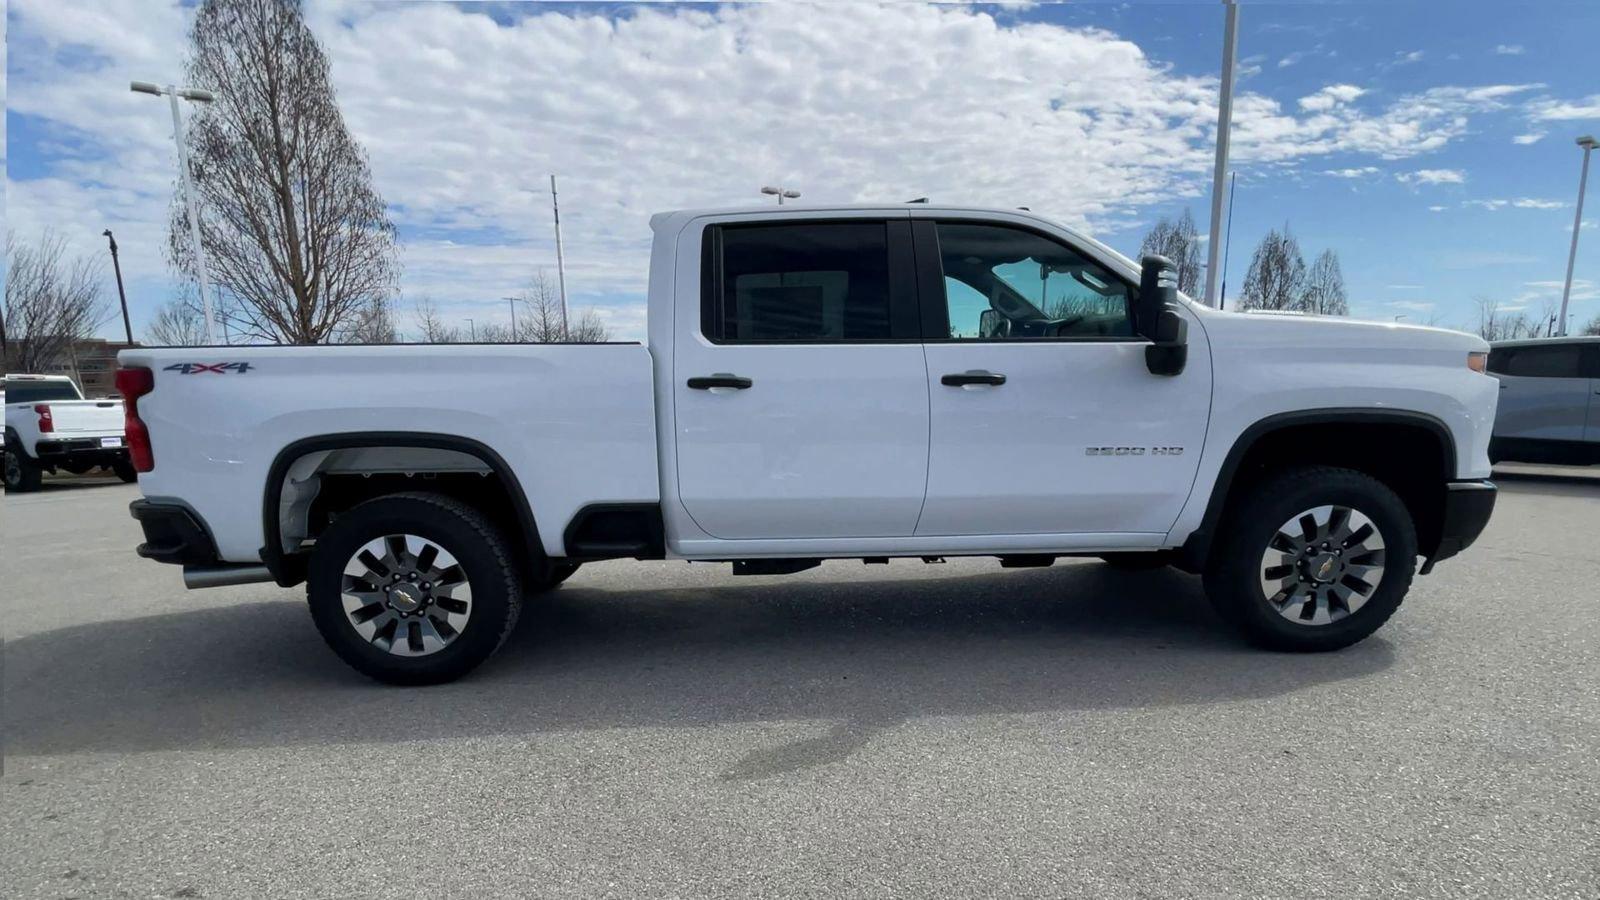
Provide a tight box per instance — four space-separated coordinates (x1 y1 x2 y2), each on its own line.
1085 446 1184 456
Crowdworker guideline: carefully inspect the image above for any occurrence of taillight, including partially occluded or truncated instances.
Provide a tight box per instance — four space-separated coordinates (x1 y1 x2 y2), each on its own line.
34 404 54 433
116 367 156 472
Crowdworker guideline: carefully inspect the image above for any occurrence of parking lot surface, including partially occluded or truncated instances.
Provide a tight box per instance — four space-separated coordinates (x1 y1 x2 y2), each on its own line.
3 467 1598 898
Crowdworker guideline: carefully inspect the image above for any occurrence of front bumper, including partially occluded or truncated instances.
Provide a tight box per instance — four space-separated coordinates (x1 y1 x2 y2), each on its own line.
129 499 221 566
1420 480 1497 574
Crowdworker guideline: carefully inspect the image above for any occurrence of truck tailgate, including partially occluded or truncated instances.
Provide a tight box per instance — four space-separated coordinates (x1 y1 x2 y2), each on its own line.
117 343 659 562
38 399 125 435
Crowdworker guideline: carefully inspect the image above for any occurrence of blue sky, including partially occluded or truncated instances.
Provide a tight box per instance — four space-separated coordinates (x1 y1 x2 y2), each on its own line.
5 0 1599 341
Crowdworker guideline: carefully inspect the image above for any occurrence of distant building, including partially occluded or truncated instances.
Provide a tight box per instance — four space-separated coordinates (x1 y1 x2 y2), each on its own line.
1 338 141 397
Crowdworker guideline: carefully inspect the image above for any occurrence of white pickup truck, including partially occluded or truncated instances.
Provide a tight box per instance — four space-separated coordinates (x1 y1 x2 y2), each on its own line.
119 204 1499 684
4 374 135 491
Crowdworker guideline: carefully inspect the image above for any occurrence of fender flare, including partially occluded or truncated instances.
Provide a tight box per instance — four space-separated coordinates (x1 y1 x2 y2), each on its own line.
1179 408 1457 568
260 432 543 587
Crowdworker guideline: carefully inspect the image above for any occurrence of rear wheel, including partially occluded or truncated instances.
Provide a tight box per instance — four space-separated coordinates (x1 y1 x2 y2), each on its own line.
111 459 138 483
1203 466 1416 652
4 451 43 492
307 493 523 685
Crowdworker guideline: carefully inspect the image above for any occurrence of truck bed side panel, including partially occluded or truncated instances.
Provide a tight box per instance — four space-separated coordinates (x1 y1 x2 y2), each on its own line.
118 344 658 561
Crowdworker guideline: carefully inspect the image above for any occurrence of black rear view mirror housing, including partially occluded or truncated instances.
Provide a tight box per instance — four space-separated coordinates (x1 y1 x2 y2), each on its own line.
1137 254 1189 377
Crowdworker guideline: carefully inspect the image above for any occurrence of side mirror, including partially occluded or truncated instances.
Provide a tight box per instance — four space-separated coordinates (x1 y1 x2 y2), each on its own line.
1137 254 1188 376
978 309 1004 338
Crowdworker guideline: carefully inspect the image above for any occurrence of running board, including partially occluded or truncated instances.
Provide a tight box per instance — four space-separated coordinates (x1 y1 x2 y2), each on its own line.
183 564 275 589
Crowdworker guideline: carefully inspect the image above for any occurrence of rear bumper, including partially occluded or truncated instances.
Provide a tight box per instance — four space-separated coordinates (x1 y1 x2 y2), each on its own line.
33 438 129 464
130 499 221 566
1420 480 1497 574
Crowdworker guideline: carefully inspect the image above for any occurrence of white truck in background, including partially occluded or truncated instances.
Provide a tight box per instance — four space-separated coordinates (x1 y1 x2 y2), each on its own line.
3 374 135 491
119 204 1499 685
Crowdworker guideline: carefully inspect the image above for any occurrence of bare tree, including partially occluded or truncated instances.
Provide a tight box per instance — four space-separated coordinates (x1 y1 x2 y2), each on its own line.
147 298 211 346
336 295 397 344
3 231 111 372
1473 296 1541 341
567 309 612 343
1582 313 1600 336
1238 225 1307 312
411 295 460 344
512 269 612 342
1138 208 1202 296
1301 250 1349 316
173 0 398 345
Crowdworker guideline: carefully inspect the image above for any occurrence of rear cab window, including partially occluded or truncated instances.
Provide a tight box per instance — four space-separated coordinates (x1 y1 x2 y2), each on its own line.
4 380 84 403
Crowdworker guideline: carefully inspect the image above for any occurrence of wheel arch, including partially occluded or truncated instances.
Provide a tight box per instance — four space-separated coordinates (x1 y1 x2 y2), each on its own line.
261 432 543 588
1181 409 1457 571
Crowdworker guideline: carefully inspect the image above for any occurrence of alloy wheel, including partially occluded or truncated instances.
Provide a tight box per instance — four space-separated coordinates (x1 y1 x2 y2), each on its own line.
340 534 473 656
1258 505 1386 626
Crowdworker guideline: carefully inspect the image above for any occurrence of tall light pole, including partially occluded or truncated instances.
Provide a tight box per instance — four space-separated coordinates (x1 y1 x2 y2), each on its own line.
132 80 219 343
549 175 570 340
465 318 476 342
102 231 134 345
1203 0 1240 307
761 185 801 205
1557 135 1596 336
504 296 520 340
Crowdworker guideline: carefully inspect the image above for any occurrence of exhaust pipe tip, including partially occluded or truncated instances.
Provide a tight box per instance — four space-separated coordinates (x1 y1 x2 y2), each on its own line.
183 564 274 590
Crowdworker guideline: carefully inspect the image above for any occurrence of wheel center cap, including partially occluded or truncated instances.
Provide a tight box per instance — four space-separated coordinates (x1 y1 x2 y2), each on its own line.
1309 554 1339 583
389 583 424 612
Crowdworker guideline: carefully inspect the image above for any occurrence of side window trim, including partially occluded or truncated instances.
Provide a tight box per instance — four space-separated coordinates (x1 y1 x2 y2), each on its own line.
910 218 1146 344
697 218 921 345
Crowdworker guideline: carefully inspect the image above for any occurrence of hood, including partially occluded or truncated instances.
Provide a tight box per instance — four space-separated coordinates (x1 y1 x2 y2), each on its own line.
1192 305 1488 358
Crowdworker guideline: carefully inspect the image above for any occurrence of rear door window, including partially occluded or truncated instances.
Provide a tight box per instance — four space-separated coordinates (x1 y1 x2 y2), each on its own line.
706 222 897 342
1494 345 1587 378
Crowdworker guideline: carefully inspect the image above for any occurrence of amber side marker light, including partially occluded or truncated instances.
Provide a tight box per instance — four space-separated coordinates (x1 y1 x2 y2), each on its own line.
1467 351 1488 373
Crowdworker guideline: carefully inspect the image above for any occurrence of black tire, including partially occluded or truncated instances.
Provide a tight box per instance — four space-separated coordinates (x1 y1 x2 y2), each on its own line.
1098 551 1173 570
307 492 523 685
111 459 139 483
1203 465 1417 652
4 450 43 492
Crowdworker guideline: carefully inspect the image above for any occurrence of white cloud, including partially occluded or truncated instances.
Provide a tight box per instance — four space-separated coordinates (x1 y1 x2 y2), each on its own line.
1398 169 1467 186
1511 198 1567 210
1463 199 1508 210
1322 166 1380 178
1428 205 1447 212
0 1 1571 337
1512 132 1546 145
1297 84 1365 112
1529 95 1600 120
1493 44 1525 56
1278 52 1305 69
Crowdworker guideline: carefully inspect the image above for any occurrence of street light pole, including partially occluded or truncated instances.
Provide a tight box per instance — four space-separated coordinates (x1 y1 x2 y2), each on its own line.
1203 0 1240 307
103 231 134 345
761 185 801 205
504 296 519 340
550 175 570 340
1557 135 1596 336
466 318 476 341
132 80 219 343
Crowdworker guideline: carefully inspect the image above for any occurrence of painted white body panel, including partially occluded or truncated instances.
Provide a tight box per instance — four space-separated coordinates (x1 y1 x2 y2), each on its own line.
118 344 659 561
123 203 1496 568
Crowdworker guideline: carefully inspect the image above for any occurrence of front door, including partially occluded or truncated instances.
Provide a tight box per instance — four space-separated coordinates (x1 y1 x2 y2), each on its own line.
672 216 929 540
913 218 1211 537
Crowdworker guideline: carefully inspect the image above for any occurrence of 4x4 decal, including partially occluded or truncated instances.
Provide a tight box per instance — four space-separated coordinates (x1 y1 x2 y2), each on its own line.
163 362 254 375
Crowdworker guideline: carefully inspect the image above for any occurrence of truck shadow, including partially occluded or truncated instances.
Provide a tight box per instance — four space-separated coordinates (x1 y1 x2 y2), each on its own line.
5 563 1396 778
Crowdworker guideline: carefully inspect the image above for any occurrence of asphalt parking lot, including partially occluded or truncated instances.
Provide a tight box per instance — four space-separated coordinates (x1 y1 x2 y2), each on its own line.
3 468 1598 899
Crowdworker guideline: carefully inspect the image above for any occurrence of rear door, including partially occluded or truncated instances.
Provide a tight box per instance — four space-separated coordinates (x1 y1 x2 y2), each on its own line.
671 215 930 539
912 217 1210 536
1489 343 1592 441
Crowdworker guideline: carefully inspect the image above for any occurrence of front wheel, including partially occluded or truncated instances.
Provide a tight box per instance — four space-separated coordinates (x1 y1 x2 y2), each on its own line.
307 492 523 685
1203 466 1416 652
